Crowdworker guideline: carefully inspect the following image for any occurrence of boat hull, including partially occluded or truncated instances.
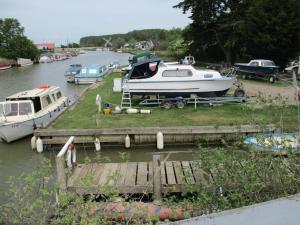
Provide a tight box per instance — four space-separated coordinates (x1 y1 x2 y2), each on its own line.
74 77 103 84
123 79 233 97
0 65 12 70
0 101 67 143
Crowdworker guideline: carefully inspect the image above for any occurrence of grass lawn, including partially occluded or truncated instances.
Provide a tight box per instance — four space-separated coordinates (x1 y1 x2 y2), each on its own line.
52 72 299 131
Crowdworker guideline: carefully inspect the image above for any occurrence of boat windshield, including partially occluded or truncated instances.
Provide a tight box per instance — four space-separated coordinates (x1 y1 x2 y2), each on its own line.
0 102 32 117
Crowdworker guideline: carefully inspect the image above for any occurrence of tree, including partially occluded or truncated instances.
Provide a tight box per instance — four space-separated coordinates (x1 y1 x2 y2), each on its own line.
244 0 300 67
175 0 249 64
0 18 40 60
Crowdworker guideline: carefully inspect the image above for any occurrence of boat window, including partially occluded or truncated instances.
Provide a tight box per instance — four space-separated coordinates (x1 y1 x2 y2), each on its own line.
162 69 193 77
41 95 52 108
0 104 3 115
204 74 213 78
249 61 259 66
130 61 159 80
262 61 275 66
4 103 18 116
32 97 41 113
81 69 87 74
89 69 97 74
19 102 32 115
52 94 56 101
56 91 62 99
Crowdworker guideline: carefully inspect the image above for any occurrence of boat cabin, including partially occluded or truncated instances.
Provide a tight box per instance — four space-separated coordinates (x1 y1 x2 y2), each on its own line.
1 86 64 117
77 65 107 78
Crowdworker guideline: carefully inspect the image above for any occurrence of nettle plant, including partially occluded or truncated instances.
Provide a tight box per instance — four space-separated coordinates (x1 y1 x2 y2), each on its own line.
170 146 300 213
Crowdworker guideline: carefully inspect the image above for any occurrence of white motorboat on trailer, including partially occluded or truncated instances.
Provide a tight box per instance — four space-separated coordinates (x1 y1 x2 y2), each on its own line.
0 86 68 142
122 58 234 97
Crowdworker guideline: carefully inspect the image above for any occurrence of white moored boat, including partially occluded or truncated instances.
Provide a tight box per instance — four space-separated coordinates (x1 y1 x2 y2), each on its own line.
0 86 68 142
122 58 234 97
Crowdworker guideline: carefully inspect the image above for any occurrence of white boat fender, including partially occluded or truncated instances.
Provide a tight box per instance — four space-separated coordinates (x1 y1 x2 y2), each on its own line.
157 131 164 150
36 137 43 153
95 138 101 151
127 108 139 114
66 143 77 168
125 135 130 149
96 94 100 106
140 109 151 114
31 136 37 150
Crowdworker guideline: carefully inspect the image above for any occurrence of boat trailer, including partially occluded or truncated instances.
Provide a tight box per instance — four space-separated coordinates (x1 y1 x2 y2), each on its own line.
139 95 249 109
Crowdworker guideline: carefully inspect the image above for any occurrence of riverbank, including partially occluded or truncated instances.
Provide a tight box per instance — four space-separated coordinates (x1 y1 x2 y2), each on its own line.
52 72 298 132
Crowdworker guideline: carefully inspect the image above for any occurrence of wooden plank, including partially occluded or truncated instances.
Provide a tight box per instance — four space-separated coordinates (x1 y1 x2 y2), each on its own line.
116 163 127 185
124 162 137 185
165 161 176 185
56 156 67 192
161 160 167 185
98 163 114 185
35 125 276 137
182 161 195 184
153 155 162 200
92 164 105 185
107 163 120 186
137 162 148 185
173 161 184 184
68 165 83 187
148 162 153 183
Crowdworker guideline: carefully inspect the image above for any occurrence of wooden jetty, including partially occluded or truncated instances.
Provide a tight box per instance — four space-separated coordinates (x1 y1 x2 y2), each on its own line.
37 124 277 147
56 137 208 199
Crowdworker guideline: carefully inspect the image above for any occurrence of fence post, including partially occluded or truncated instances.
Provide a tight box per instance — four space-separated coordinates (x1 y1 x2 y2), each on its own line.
56 155 67 193
153 154 162 200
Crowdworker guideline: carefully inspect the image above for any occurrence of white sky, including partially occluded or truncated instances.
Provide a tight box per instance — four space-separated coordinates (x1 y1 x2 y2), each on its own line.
1 0 191 45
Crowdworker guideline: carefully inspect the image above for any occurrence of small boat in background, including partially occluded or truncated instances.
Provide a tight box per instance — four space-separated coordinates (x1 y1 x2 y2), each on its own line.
234 59 279 83
0 86 68 142
0 64 12 70
244 133 300 152
39 55 52 63
75 64 110 84
64 64 82 83
17 58 33 67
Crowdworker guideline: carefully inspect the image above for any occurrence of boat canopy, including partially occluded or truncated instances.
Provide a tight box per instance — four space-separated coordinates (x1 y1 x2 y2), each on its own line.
129 51 156 64
128 58 161 80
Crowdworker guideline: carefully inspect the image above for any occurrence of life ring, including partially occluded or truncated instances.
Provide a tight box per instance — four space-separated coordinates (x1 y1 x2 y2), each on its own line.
66 143 76 168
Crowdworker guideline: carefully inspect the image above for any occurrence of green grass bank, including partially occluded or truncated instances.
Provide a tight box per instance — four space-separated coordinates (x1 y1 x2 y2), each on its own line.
52 72 299 131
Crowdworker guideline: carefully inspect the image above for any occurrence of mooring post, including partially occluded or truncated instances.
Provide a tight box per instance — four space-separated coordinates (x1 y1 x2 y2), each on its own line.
292 69 298 103
153 154 162 200
56 155 67 193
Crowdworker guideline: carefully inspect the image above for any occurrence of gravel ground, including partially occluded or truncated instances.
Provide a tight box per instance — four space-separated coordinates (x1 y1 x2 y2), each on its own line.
241 80 297 104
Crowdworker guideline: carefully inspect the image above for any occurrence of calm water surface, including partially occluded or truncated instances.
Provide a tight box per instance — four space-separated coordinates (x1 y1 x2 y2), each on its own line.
0 51 197 201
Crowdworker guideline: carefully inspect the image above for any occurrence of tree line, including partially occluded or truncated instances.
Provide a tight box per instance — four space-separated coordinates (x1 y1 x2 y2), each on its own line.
175 0 300 67
80 28 184 51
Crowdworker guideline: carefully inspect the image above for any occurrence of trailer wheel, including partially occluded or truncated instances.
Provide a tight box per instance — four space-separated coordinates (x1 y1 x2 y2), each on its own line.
176 101 185 109
161 101 172 109
269 76 275 83
234 88 245 97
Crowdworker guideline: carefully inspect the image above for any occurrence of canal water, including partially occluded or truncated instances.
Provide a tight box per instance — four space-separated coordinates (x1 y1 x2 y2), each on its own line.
0 51 197 201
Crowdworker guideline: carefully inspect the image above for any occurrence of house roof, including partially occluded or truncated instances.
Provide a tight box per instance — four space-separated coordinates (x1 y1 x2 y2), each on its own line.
34 43 55 49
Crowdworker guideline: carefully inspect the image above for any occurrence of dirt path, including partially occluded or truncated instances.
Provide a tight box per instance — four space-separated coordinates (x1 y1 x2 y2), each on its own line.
241 80 297 104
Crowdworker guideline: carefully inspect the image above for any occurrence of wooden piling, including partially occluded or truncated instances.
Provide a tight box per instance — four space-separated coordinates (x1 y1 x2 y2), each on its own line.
153 154 162 200
56 155 67 192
